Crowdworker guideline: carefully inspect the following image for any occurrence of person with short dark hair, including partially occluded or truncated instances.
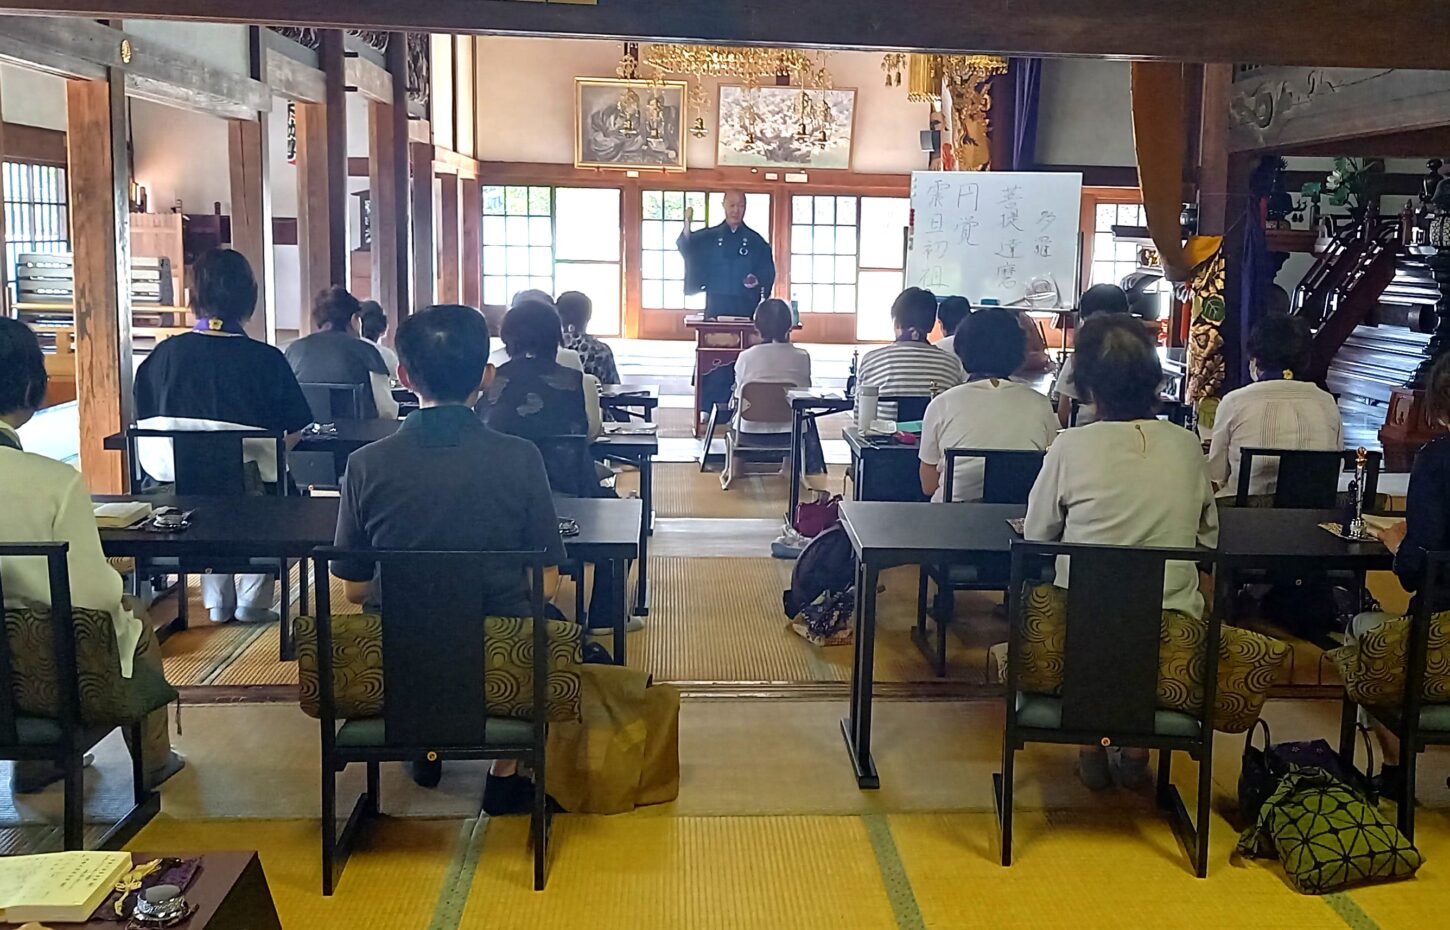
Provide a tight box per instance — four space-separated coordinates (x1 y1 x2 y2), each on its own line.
2 319 184 794
731 298 811 434
1025 312 1217 789
556 291 619 385
489 290 585 371
1347 352 1450 801
332 303 568 799
480 299 602 492
1207 312 1342 497
855 287 966 422
919 307 1059 501
1055 283 1133 427
933 295 972 357
286 287 398 419
134 249 314 624
358 300 400 380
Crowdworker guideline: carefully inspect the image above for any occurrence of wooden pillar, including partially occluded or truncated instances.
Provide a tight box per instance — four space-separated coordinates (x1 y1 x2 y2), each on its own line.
228 117 275 344
437 171 460 304
320 30 349 301
621 181 643 337
367 33 411 331
66 75 131 493
460 176 481 308
410 141 435 313
294 101 331 336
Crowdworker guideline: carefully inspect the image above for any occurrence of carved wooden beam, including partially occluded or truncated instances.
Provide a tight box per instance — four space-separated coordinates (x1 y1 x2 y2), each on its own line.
0 15 271 118
1231 67 1450 154
5 1 1450 70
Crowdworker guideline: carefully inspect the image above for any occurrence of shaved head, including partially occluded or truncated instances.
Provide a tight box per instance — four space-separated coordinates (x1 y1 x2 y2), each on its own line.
723 190 747 228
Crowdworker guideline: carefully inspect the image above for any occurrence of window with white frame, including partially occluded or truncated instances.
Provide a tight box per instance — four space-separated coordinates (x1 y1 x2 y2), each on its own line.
481 184 623 335
786 194 909 340
1089 201 1147 288
640 189 771 310
3 161 69 302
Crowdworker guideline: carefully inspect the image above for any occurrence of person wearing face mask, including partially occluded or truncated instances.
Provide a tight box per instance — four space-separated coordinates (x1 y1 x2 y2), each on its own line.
677 190 776 319
1206 311 1342 498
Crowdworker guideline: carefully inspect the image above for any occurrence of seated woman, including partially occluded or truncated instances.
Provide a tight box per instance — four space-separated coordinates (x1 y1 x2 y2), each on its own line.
358 300 401 381
1054 283 1131 428
0 319 183 793
1025 313 1218 790
919 307 1060 502
134 249 315 624
479 299 625 634
726 298 820 492
1347 353 1450 802
856 287 967 422
556 290 619 385
490 290 585 372
285 287 399 419
933 296 971 358
1207 312 1342 498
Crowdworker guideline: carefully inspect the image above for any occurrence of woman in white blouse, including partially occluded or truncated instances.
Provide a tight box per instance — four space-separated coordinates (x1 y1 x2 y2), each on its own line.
1207 313 1342 498
1025 314 1218 790
0 320 183 793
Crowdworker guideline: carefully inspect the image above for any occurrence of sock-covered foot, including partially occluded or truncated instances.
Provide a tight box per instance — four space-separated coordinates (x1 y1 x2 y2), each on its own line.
482 773 535 816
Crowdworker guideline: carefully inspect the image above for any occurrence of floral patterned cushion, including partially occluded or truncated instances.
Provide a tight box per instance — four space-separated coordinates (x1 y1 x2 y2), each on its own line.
5 604 175 725
1328 611 1450 710
295 613 582 723
1011 583 1290 734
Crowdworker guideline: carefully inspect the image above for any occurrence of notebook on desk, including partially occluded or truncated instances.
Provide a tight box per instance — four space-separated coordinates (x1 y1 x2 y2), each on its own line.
0 851 131 923
92 500 152 528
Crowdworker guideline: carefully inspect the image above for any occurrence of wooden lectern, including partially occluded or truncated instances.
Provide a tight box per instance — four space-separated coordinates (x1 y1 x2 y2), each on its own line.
684 315 764 437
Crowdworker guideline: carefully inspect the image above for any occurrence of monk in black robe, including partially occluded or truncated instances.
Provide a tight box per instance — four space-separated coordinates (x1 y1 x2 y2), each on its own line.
676 190 776 319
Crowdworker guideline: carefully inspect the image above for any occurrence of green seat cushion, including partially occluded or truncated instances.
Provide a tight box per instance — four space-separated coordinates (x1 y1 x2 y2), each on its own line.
335 716 536 748
1363 703 1450 734
1015 693 1201 738
14 716 63 745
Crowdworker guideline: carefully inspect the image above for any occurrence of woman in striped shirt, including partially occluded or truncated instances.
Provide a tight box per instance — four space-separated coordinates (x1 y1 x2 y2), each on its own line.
856 288 966 422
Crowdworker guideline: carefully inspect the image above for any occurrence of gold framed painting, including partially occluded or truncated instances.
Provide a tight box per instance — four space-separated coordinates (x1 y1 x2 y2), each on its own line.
717 84 857 170
575 78 688 172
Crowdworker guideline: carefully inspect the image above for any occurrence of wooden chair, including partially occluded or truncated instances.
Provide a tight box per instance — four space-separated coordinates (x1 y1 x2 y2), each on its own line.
0 543 161 849
1337 551 1450 842
996 540 1218 877
310 547 554 893
721 381 794 490
1235 448 1381 509
126 427 304 659
916 449 1045 676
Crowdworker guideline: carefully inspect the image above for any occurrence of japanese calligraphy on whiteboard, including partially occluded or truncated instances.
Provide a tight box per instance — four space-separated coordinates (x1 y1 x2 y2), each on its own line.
905 171 1082 308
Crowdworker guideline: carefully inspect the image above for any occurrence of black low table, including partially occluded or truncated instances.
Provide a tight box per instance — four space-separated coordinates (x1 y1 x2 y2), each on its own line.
839 500 1024 788
786 390 853 524
601 384 660 422
843 427 930 504
96 495 643 663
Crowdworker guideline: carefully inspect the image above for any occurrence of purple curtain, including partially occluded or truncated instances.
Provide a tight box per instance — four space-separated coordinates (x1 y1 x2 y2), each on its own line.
1010 58 1042 172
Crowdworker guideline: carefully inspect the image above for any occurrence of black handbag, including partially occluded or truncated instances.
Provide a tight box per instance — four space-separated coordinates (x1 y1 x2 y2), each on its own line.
1238 719 1377 823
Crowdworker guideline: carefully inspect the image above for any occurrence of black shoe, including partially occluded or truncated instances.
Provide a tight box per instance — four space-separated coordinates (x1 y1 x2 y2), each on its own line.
1373 764 1404 804
410 758 443 789
581 642 613 665
482 773 535 816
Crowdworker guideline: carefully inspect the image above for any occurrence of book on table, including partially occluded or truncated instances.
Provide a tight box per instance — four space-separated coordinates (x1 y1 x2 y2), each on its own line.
0 850 131 923
92 500 152 528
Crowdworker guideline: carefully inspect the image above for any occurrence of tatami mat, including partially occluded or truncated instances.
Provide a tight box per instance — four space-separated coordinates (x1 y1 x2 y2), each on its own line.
618 463 793 520
160 623 265 686
127 816 463 928
460 815 899 928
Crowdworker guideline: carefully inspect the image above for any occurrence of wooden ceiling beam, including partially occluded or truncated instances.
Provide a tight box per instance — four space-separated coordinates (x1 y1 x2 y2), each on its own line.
3 1 1449 70
0 15 271 117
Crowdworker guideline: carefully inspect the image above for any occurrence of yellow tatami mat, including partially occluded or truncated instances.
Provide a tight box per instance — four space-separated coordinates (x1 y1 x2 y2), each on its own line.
460 814 899 929
619 463 792 520
127 815 464 929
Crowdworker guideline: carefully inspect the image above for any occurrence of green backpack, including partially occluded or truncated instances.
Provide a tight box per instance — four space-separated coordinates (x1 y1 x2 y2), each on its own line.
1237 765 1424 894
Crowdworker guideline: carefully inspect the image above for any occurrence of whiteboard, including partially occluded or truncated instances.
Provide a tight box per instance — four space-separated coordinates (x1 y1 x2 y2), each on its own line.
905 171 1082 309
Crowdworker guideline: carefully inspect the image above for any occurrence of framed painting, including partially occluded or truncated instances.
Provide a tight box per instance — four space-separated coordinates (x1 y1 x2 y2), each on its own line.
717 84 856 170
575 78 688 171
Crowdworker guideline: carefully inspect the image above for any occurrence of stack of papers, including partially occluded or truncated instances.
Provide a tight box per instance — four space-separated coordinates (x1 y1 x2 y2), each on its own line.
603 422 658 435
92 500 152 528
0 851 131 923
